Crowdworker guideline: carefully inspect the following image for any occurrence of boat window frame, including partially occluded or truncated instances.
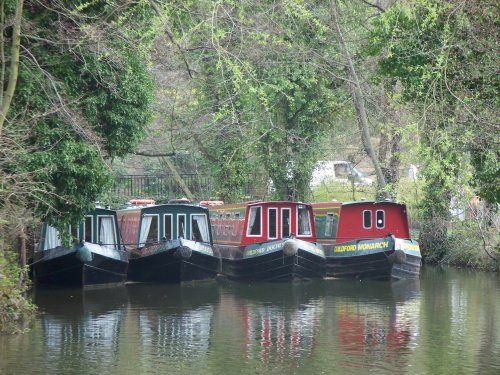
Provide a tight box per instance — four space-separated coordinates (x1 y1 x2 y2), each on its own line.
376 209 385 229
363 210 372 229
177 213 186 239
84 215 93 242
140 213 160 246
325 212 336 238
281 208 291 238
296 205 313 238
97 214 119 249
190 213 210 242
163 213 173 241
268 207 278 240
246 205 262 237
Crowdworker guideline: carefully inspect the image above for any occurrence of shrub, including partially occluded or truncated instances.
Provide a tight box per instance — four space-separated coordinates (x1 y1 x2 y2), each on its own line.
0 252 36 334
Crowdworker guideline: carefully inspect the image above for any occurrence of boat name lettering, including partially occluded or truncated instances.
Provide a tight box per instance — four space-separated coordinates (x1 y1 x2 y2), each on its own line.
246 243 282 256
335 241 389 253
399 243 420 252
335 244 356 252
356 241 389 250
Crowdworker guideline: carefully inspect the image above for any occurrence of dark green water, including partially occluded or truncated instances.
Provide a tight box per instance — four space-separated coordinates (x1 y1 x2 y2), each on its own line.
1 266 499 375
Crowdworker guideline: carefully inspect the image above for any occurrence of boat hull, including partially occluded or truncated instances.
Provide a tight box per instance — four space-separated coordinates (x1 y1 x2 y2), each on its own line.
32 246 128 287
324 237 421 281
127 240 219 283
217 239 326 282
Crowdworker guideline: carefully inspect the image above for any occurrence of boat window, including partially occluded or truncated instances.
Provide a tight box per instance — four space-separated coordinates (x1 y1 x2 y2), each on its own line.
98 216 117 249
164 214 173 240
325 213 335 237
282 208 291 237
363 210 372 229
247 206 262 236
44 225 62 250
139 214 158 246
376 210 385 229
191 214 210 242
268 208 278 239
297 206 312 236
84 216 93 242
178 214 186 238
235 212 240 219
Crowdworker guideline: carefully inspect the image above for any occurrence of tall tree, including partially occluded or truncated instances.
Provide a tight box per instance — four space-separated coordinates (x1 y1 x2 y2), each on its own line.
1 1 157 229
0 0 23 137
330 0 387 196
368 0 499 259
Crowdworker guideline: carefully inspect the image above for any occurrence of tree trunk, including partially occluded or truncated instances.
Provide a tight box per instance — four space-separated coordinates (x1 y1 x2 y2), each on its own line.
330 0 387 195
18 230 27 288
0 0 24 138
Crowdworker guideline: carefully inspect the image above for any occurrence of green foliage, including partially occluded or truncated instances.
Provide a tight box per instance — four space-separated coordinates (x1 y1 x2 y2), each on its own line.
81 52 155 158
470 147 500 204
0 252 35 334
369 0 499 204
1 1 157 230
368 0 499 261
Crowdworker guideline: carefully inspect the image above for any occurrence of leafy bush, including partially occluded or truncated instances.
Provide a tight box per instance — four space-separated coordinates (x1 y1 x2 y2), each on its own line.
0 252 36 334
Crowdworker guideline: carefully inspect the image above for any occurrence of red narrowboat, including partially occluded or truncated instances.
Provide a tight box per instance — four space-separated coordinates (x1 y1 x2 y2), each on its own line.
312 201 421 280
208 201 325 281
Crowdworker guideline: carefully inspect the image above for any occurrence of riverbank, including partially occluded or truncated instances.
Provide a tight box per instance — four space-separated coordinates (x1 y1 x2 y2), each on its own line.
0 252 35 334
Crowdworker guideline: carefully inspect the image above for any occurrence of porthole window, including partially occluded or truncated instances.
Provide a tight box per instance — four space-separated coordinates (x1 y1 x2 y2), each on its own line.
363 210 372 229
376 210 385 229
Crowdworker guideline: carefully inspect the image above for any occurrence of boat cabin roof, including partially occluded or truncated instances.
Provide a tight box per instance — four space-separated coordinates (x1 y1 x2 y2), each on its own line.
209 201 317 245
312 200 410 243
40 207 121 251
117 203 213 247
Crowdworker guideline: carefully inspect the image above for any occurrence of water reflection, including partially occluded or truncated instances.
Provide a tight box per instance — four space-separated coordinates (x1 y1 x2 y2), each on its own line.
329 279 420 373
125 282 219 373
219 282 325 368
0 268 498 375
33 287 128 375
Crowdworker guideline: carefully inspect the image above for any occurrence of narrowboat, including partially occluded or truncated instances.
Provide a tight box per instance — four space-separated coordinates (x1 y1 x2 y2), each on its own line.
312 201 421 280
32 207 128 287
208 201 326 282
118 201 219 283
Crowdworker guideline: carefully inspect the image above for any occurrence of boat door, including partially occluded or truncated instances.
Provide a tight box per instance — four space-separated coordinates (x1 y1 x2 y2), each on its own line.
281 208 291 238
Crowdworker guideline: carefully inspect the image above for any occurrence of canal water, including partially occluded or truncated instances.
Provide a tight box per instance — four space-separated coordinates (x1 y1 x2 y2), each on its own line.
1 266 499 375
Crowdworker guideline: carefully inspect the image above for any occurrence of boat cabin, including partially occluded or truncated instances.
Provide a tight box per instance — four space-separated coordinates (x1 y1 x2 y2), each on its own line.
312 201 411 244
118 203 213 249
39 207 121 251
209 201 317 246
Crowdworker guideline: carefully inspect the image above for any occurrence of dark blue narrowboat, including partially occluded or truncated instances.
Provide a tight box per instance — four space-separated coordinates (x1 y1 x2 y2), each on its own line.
118 200 219 283
32 207 128 287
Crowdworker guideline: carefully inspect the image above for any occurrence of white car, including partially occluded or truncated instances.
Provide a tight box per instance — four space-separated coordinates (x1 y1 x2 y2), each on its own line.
311 160 373 187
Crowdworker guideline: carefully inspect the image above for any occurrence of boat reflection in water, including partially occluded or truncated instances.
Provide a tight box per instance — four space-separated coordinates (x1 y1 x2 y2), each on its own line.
217 281 326 368
330 279 421 371
126 282 219 371
34 286 129 374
